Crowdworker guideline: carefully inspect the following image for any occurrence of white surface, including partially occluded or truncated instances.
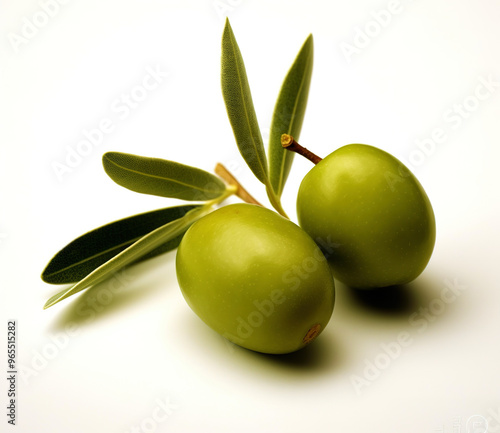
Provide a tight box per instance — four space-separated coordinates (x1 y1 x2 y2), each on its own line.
1 1 500 432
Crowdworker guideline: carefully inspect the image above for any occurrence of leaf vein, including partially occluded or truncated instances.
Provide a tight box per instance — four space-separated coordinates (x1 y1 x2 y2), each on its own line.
277 48 312 194
106 157 213 193
228 29 267 180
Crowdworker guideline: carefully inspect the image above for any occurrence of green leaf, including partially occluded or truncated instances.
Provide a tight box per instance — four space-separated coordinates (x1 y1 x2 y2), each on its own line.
268 34 314 197
43 206 209 309
41 205 199 285
102 152 226 201
221 18 269 185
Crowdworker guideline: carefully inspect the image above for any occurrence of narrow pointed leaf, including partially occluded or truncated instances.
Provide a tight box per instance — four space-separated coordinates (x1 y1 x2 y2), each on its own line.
268 34 314 197
43 206 208 309
103 152 226 201
41 205 199 284
221 18 269 185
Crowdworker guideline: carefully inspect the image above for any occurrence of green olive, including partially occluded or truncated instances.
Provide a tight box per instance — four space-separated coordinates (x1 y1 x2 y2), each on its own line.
297 144 436 289
176 203 335 354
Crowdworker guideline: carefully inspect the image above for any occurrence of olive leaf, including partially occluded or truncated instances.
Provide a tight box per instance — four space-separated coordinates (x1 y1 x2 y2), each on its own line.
268 34 314 197
43 206 209 309
41 205 199 285
221 18 269 185
103 152 227 201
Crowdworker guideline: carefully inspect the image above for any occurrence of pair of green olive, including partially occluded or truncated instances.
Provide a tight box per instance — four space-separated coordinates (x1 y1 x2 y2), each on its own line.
176 145 435 354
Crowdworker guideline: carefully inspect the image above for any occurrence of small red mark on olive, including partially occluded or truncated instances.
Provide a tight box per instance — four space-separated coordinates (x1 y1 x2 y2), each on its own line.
303 323 321 344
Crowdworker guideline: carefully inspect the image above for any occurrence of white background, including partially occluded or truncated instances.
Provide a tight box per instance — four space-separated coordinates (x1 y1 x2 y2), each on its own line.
1 0 500 432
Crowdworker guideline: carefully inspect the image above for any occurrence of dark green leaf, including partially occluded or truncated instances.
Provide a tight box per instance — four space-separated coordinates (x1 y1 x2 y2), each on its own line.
44 206 208 309
268 34 314 197
103 152 226 201
221 18 269 185
41 205 199 284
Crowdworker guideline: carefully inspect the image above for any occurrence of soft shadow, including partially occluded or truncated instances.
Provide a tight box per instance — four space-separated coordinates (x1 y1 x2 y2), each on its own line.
220 329 344 379
48 253 177 332
337 273 442 319
258 333 339 372
346 284 418 315
179 311 343 377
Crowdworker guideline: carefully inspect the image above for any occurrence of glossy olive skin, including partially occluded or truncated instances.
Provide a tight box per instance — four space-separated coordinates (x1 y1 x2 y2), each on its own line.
297 144 436 289
176 203 335 354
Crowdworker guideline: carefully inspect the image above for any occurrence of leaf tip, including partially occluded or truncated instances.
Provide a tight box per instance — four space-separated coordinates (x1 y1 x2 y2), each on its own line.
102 151 116 163
102 152 112 170
223 17 232 34
304 33 314 50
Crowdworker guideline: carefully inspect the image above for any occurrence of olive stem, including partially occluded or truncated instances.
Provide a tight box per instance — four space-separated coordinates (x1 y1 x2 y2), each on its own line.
215 163 264 207
204 183 238 208
265 186 289 219
281 134 322 165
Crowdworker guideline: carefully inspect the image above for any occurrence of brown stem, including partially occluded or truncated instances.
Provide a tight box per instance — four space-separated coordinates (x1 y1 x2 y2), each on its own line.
214 163 264 207
281 134 322 165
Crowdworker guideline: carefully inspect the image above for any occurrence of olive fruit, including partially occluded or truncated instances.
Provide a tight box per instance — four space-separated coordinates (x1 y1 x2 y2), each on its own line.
297 144 436 289
176 203 335 354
